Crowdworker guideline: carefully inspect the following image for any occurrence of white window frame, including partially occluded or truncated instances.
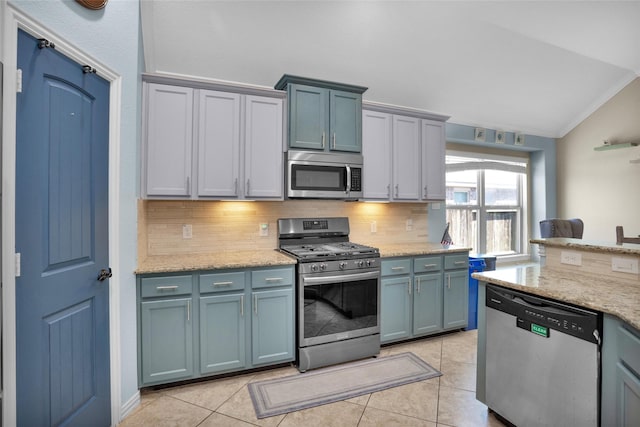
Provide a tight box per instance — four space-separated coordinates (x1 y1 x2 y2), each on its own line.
445 150 530 264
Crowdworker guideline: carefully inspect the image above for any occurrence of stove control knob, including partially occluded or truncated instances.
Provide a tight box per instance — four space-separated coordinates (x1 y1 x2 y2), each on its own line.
366 259 374 267
311 264 318 272
357 260 364 268
339 261 347 270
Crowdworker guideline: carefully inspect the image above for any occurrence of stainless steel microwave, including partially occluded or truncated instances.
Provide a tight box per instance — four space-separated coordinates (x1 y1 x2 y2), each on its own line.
286 150 363 199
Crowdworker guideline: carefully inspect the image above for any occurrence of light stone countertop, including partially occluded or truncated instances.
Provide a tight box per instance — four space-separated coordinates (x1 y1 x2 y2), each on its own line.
136 243 472 274
530 237 640 255
375 243 472 258
136 250 297 275
473 265 640 330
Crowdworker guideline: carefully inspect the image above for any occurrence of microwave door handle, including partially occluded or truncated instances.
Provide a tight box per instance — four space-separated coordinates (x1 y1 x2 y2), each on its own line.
345 165 351 194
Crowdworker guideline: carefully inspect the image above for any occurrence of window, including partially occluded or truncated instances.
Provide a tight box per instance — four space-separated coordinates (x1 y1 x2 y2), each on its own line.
445 152 528 259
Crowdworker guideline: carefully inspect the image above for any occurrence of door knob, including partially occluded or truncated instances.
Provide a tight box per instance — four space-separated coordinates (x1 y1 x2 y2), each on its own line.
97 268 112 282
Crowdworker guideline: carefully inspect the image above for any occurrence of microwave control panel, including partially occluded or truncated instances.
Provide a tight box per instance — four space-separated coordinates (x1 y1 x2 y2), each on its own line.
351 168 362 191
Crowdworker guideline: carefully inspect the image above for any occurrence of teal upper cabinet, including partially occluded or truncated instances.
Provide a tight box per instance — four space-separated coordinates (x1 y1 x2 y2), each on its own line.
275 75 367 153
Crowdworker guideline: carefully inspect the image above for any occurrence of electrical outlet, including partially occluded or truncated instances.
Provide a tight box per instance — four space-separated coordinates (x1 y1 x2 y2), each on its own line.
560 251 581 266
259 223 269 237
431 203 441 210
611 257 639 274
182 224 192 239
370 221 377 233
406 219 413 231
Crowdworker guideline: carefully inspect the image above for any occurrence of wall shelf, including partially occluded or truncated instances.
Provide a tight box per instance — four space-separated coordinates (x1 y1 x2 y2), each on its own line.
593 141 639 151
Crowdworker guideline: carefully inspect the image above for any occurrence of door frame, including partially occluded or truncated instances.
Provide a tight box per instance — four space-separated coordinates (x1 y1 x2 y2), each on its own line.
1 5 123 426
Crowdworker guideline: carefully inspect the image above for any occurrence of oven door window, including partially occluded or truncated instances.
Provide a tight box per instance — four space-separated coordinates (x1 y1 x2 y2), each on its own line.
303 277 378 339
291 164 347 191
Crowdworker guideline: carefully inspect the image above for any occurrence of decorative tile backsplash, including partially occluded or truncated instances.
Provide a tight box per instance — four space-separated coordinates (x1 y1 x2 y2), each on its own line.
139 200 429 258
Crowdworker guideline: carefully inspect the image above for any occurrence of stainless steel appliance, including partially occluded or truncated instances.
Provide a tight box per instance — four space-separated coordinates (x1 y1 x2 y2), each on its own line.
278 217 380 372
285 150 363 199
485 285 601 427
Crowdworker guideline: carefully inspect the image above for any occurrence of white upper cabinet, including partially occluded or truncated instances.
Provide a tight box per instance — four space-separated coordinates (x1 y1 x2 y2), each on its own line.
392 115 422 201
362 105 448 203
197 90 241 197
421 119 446 201
244 96 283 199
143 84 194 197
142 78 284 200
362 111 392 199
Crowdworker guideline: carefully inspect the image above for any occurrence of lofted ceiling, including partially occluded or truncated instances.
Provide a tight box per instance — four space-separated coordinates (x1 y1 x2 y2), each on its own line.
141 1 640 139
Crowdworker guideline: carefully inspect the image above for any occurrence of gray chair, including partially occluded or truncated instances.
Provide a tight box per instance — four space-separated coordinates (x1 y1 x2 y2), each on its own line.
616 226 640 245
539 218 584 238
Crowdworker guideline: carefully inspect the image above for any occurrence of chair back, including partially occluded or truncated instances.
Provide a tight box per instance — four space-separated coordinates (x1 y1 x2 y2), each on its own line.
539 218 584 238
616 226 640 245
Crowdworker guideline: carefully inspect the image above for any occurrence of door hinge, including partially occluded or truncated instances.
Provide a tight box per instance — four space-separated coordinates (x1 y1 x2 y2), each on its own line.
15 253 21 277
16 69 22 93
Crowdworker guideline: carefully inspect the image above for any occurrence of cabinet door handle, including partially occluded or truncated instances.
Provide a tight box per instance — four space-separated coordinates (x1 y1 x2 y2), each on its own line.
332 132 336 149
213 281 233 287
187 300 191 321
254 294 258 315
416 277 421 294
447 273 451 289
321 132 326 149
395 184 399 198
423 185 427 198
265 277 283 283
240 295 244 317
234 178 238 196
186 176 191 194
386 184 390 197
246 179 250 195
156 285 178 291
408 281 412 295
424 263 438 269
391 266 405 271
454 260 466 265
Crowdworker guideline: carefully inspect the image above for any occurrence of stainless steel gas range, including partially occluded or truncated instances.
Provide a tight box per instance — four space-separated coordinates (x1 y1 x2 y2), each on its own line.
277 217 381 372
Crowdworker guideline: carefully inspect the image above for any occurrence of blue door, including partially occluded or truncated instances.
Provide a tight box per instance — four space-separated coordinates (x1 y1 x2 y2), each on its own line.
15 30 111 426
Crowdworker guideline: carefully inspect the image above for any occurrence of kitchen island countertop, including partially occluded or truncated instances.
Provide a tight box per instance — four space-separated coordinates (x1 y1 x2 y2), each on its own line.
530 237 640 255
473 265 640 330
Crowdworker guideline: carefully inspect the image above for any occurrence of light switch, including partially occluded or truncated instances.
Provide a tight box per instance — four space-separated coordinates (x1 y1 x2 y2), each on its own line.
182 224 192 239
259 223 269 237
560 251 581 266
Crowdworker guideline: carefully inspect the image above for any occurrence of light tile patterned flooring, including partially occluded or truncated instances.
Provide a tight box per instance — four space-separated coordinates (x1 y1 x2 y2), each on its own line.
120 330 507 426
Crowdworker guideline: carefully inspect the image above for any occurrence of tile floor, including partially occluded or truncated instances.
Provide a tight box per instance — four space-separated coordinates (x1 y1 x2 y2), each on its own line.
120 330 507 427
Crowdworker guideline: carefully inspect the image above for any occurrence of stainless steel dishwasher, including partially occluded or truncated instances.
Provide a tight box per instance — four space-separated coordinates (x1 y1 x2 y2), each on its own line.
485 285 601 427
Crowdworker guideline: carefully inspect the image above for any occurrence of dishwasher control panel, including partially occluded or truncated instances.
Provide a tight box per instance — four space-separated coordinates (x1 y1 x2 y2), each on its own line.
486 285 601 344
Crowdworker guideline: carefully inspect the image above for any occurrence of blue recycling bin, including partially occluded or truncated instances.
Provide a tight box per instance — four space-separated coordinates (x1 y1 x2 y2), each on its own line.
466 257 486 330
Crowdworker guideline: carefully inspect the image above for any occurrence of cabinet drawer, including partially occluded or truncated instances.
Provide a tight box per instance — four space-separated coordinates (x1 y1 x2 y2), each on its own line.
381 258 411 276
199 271 245 294
251 268 294 289
618 325 640 375
444 253 468 270
141 275 192 298
414 256 442 273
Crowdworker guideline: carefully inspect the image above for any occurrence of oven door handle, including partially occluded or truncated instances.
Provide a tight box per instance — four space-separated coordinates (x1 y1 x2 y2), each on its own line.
302 270 380 285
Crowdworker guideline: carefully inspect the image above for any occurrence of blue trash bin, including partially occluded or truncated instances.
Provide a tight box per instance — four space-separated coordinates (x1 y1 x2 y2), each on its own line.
466 257 486 330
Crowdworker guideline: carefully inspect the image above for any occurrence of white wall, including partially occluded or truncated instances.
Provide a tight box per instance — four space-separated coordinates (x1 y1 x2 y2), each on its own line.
557 78 640 241
4 0 141 420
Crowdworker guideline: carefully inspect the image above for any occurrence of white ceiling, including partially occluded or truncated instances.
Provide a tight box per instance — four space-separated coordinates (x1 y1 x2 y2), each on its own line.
141 1 640 138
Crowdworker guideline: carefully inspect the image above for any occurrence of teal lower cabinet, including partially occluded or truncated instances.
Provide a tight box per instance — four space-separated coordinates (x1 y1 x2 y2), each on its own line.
252 288 294 365
199 293 246 374
601 314 640 426
413 272 442 335
140 297 194 384
381 275 412 342
443 269 469 329
137 265 294 387
381 252 468 344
